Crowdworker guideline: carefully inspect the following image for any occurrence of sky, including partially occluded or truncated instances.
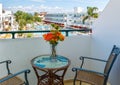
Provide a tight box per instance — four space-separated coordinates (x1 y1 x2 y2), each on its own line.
0 0 110 13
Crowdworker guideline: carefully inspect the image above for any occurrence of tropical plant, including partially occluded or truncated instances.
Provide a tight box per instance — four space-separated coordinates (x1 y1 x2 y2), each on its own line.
34 12 39 16
14 11 42 38
82 6 99 24
26 33 33 38
14 11 41 31
33 12 41 22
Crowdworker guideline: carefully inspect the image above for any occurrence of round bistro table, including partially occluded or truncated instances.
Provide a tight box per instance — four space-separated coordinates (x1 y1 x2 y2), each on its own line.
31 55 70 85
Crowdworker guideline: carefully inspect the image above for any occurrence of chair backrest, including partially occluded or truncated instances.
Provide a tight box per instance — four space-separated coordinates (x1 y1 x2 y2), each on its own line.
104 45 120 76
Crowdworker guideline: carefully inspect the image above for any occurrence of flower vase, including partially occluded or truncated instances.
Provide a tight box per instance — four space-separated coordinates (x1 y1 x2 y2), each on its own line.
50 44 57 62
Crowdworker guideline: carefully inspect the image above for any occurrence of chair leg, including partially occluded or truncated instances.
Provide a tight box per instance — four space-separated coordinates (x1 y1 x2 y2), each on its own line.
80 81 82 85
73 79 76 85
73 71 78 85
37 80 40 85
62 81 64 85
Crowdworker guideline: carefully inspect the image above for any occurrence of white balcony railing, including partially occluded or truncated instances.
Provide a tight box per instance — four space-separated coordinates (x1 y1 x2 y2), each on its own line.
0 35 91 85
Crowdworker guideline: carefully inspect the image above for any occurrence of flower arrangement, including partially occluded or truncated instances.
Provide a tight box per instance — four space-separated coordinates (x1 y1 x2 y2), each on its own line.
43 24 65 45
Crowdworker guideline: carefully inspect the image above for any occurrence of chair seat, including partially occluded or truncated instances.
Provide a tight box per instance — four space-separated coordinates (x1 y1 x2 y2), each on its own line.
0 75 24 85
72 45 120 85
76 70 105 85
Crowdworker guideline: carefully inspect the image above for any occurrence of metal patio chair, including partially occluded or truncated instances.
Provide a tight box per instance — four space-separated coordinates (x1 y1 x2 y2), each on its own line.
72 45 120 85
0 60 30 85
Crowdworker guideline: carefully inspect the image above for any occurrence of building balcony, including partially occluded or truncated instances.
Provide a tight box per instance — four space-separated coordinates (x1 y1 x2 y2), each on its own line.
0 0 120 84
0 25 120 85
0 33 91 85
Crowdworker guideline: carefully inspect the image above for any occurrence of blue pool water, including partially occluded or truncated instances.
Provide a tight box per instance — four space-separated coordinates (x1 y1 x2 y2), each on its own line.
34 25 78 37
35 25 50 30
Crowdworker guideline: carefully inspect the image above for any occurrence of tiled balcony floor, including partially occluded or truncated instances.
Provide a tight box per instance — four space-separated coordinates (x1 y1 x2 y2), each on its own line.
64 80 90 85
64 80 110 85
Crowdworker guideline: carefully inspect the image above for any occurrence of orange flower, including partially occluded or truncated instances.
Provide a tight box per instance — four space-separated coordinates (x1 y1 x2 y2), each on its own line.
59 34 65 41
43 24 65 45
56 32 61 36
43 32 53 41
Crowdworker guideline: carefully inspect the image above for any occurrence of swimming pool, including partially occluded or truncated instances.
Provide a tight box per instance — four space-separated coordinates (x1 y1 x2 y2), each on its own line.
35 25 50 30
34 24 89 37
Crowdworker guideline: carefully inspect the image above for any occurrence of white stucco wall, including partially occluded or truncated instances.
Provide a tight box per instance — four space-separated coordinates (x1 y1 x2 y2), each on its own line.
0 35 91 85
91 0 120 84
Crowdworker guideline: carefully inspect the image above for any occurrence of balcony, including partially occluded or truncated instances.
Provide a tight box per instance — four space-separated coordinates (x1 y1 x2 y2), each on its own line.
0 29 120 85
0 0 120 85
0 34 91 85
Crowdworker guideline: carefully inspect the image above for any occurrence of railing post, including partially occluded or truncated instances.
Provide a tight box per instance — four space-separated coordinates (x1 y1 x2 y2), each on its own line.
12 33 15 39
66 31 69 36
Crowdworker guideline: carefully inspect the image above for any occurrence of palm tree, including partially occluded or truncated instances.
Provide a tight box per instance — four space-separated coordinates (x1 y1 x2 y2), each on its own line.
34 12 39 16
33 12 41 22
82 6 99 24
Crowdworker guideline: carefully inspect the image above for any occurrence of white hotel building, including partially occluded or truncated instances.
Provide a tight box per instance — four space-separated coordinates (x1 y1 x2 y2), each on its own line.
44 7 92 29
0 4 2 30
0 3 14 31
